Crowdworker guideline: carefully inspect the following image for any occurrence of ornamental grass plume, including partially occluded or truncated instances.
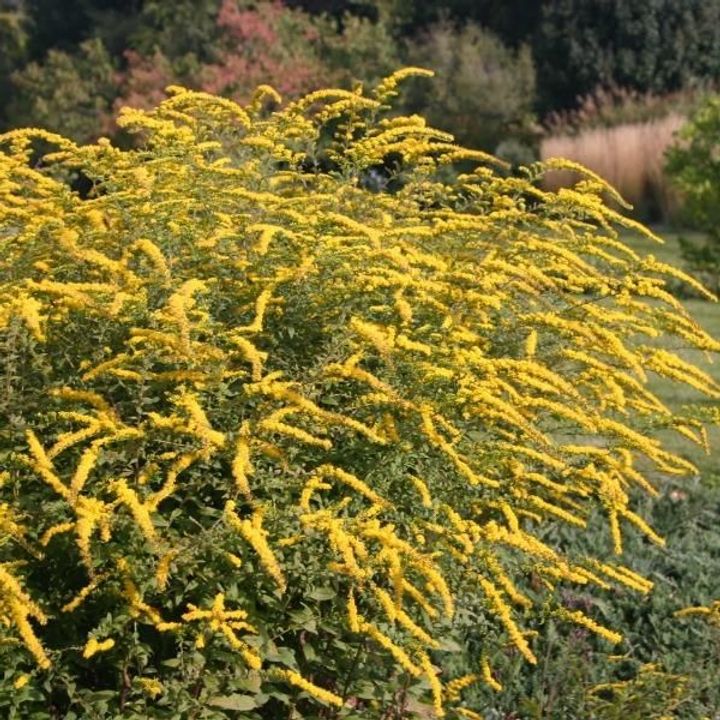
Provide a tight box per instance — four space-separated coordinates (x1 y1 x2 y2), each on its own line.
0 69 719 718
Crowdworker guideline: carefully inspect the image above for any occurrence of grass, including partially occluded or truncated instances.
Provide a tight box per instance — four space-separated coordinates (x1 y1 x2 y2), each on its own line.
541 116 685 223
622 228 720 478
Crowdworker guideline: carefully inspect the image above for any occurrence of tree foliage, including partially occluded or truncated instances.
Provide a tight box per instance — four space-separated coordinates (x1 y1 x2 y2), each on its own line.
666 94 720 291
8 38 117 144
404 21 537 154
535 0 720 112
1 71 718 718
0 5 28 129
6 0 403 145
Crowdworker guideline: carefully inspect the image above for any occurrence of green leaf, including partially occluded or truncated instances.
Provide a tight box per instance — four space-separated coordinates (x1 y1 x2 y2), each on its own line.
208 694 257 711
308 587 336 601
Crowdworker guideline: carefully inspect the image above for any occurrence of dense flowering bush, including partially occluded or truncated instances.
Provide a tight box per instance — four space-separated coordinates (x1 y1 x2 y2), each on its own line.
1 70 719 719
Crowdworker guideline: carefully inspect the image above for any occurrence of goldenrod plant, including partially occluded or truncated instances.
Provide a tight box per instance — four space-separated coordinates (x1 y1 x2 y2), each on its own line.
0 70 718 718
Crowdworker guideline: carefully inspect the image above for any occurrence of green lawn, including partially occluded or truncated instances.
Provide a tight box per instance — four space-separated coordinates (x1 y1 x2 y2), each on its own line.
623 228 720 478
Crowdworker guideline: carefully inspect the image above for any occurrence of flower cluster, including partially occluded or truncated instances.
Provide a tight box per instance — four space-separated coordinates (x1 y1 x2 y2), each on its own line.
0 70 717 716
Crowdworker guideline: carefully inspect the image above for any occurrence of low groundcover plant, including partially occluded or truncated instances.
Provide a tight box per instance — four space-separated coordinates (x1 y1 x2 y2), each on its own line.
1 70 718 718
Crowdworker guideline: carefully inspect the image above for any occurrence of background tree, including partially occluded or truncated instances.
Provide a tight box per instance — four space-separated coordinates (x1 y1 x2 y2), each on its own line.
666 95 720 291
9 38 117 143
404 20 537 153
535 0 720 112
0 3 28 129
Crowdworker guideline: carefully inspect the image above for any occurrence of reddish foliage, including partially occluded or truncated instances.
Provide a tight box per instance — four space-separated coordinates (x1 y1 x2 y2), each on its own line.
116 50 180 112
217 0 281 44
113 0 330 112
204 0 329 101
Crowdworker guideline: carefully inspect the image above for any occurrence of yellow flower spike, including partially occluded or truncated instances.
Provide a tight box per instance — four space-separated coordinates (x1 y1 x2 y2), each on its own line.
347 589 360 632
373 586 398 622
479 577 536 665
25 430 72 502
300 477 332 511
525 329 538 358
401 579 439 619
230 336 267 382
235 286 275 334
314 464 390 507
177 392 226 449
48 423 102 461
225 552 243 568
61 574 107 613
231 421 254 496
483 554 532 610
350 317 396 355
373 67 434 104
359 621 422 676
225 501 286 592
112 480 156 545
556 608 623 645
259 411 332 450
675 600 720 625
13 674 30 690
147 451 202 511
40 522 74 546
278 669 344 707
418 651 445 718
135 677 164 698
445 673 480 700
8 601 50 669
456 709 484 720
480 657 503 692
588 562 653 594
155 550 177 591
409 475 433 508
14 294 46 342
82 637 115 659
69 445 100 500
181 593 259 666
128 238 171 282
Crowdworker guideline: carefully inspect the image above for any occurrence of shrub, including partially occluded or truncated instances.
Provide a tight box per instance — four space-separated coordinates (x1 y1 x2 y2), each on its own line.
666 95 720 291
404 21 538 153
9 38 118 144
1 70 719 719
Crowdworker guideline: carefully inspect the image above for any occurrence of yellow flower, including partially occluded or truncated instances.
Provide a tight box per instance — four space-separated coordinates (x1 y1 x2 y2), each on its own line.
279 669 344 707
418 651 445 717
480 657 502 692
83 637 115 659
136 677 164 698
225 502 286 592
556 608 623 645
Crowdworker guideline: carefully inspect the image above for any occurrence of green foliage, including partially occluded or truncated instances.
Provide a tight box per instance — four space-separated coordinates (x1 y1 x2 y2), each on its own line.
666 94 720 291
536 0 720 113
365 0 543 47
9 38 117 144
22 0 143 58
404 21 537 152
316 11 401 88
5 0 402 142
0 6 28 128
129 0 223 61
